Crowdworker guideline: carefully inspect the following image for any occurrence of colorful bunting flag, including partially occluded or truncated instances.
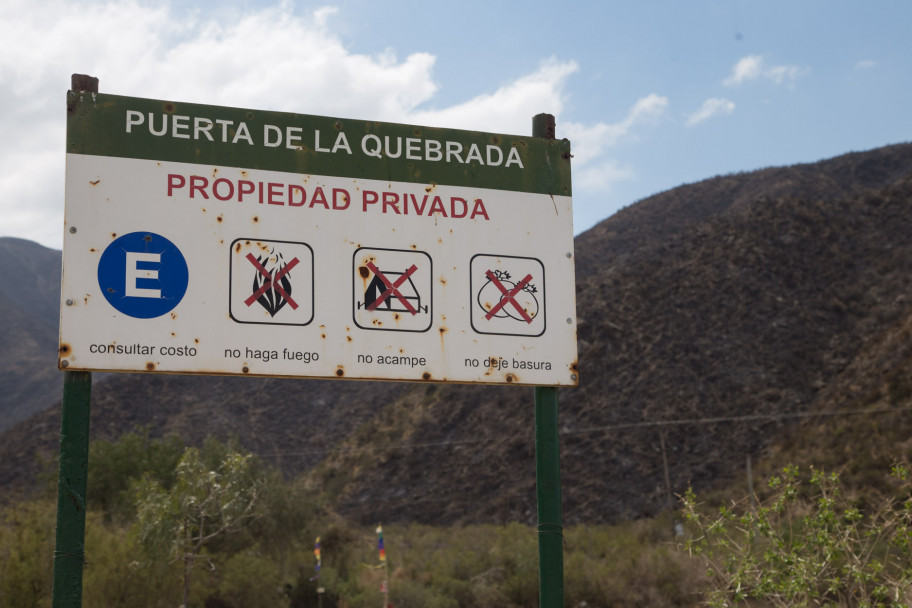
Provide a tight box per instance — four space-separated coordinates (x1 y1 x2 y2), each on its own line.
309 536 321 581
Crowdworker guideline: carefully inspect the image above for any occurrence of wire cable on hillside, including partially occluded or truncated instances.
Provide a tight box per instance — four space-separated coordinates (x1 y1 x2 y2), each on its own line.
257 405 912 459
560 404 912 435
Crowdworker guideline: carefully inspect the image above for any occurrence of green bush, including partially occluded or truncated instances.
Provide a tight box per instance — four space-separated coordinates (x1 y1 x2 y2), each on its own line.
213 548 289 608
88 429 184 522
564 522 705 607
82 513 178 608
683 464 912 607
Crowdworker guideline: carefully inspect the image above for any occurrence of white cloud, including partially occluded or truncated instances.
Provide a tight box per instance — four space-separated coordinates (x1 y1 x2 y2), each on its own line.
764 65 805 85
723 54 808 87
562 93 668 166
0 0 667 247
575 160 635 192
408 58 578 135
685 97 735 127
113 3 439 119
555 93 668 199
723 55 764 86
855 60 876 69
0 1 597 248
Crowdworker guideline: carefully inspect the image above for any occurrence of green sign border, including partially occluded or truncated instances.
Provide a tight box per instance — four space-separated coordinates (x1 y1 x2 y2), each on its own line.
67 92 571 196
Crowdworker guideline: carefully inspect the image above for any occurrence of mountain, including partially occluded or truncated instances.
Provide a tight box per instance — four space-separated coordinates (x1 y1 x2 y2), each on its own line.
0 238 65 431
2 142 912 526
574 143 912 275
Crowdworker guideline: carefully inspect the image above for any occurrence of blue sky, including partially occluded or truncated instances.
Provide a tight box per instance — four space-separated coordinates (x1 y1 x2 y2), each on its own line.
2 0 909 249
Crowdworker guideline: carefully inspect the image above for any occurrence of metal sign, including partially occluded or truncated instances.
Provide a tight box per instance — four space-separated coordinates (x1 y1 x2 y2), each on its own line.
60 91 577 385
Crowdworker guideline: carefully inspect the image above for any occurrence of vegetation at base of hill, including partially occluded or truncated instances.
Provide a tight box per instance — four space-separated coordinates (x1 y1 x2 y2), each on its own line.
9 430 912 607
0 431 705 608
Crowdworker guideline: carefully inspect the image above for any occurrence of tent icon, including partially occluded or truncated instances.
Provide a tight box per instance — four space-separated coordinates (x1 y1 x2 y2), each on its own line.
358 265 427 314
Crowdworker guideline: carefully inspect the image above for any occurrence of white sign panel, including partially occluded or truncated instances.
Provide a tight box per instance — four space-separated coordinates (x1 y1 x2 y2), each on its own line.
60 92 577 386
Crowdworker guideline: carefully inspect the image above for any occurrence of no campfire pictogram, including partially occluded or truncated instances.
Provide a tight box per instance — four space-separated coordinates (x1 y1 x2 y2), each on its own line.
354 247 432 333
470 254 545 337
244 252 299 311
229 239 314 326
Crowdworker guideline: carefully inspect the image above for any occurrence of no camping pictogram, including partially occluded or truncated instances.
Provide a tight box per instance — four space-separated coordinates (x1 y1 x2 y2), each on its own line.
470 254 545 337
354 247 432 332
229 239 314 326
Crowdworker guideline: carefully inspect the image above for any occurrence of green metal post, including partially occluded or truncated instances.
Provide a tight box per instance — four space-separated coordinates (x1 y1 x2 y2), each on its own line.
52 370 92 608
53 73 98 608
532 112 564 608
534 386 564 607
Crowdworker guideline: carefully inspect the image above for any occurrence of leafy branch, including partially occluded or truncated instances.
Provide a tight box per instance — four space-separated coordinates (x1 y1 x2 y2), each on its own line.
134 447 263 607
682 463 912 607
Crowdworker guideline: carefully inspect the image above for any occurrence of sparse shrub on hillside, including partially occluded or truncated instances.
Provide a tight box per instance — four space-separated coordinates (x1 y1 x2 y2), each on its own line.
564 522 706 607
682 464 912 607
82 511 179 607
381 521 702 608
213 549 290 608
88 428 185 522
0 499 54 608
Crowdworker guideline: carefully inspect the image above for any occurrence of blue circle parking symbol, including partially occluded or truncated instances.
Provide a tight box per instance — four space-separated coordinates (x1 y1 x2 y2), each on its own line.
98 232 189 319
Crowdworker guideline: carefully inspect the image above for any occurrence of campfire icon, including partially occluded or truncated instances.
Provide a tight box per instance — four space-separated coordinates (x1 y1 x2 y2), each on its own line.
247 248 296 317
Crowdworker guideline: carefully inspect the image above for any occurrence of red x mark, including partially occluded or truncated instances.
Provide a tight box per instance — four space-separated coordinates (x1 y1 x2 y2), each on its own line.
484 270 534 323
244 253 299 309
365 261 419 315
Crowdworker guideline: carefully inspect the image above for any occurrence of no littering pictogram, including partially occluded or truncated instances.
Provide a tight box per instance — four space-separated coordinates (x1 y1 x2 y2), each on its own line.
470 254 545 337
483 269 534 323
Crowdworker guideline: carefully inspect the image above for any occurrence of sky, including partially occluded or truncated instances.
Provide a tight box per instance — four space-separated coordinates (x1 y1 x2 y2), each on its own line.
2 0 910 250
